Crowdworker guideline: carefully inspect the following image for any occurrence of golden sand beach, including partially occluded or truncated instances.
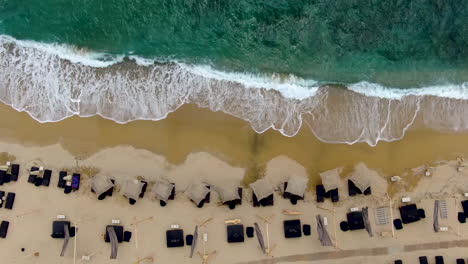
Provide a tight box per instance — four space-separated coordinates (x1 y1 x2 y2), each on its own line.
1 103 468 264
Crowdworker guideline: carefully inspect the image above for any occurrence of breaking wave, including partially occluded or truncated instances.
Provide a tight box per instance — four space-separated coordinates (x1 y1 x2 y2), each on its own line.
1 35 468 146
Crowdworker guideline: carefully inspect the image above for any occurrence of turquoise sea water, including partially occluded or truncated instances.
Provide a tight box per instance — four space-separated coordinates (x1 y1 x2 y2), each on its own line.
0 0 468 145
1 0 467 86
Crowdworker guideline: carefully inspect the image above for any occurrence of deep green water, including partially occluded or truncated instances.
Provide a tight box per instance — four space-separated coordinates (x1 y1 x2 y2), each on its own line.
0 0 467 86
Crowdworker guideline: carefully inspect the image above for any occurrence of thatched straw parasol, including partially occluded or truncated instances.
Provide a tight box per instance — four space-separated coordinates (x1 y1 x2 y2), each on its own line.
120 179 144 201
187 183 210 205
285 175 308 197
250 179 274 201
319 168 341 192
91 176 114 197
151 179 175 203
348 163 379 192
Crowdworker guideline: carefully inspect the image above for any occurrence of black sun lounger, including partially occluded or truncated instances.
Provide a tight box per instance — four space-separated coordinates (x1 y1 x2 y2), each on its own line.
105 225 124 243
0 221 9 238
42 169 52 187
227 224 244 243
58 171 67 188
316 185 325 203
419 256 428 264
0 170 6 185
166 229 184 247
435 256 444 264
9 164 19 181
457 258 466 264
0 191 4 208
5 192 15 210
284 219 302 238
28 167 39 184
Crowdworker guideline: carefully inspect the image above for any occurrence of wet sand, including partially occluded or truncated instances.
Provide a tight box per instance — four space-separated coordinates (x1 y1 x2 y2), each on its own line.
1 102 468 190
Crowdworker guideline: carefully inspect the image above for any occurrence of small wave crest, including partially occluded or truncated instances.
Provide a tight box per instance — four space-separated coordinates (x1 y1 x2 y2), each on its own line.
1 35 468 146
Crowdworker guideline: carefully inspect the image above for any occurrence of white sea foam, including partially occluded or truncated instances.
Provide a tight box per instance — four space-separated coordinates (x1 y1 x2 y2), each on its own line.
1 34 468 146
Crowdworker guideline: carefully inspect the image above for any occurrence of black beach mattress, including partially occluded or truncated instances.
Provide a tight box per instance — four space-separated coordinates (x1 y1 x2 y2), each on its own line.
284 219 302 238
166 229 184 248
227 224 244 243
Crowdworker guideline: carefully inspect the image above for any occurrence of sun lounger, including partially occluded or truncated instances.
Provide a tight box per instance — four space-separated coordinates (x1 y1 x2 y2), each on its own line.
168 183 175 200
28 167 39 183
9 164 19 181
72 173 80 191
456 258 465 264
394 260 403 264
0 191 4 208
316 185 325 203
419 256 428 264
0 221 9 238
5 192 15 209
58 171 67 188
139 181 148 198
435 256 444 264
0 170 6 185
330 188 339 203
42 170 52 187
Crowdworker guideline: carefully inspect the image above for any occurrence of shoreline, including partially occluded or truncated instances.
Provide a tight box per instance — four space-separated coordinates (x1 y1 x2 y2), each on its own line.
1 102 468 188
2 36 468 146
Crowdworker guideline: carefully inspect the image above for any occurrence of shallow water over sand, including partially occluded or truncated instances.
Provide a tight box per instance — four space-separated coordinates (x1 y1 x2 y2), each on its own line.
1 102 468 189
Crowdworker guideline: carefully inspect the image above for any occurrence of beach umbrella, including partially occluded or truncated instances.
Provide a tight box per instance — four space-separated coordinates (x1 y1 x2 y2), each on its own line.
214 186 240 204
91 175 114 197
107 226 119 259
190 225 198 258
254 223 266 253
120 179 144 201
249 179 274 201
151 179 175 203
285 175 308 197
348 163 380 192
60 223 70 257
187 183 210 206
319 168 341 192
